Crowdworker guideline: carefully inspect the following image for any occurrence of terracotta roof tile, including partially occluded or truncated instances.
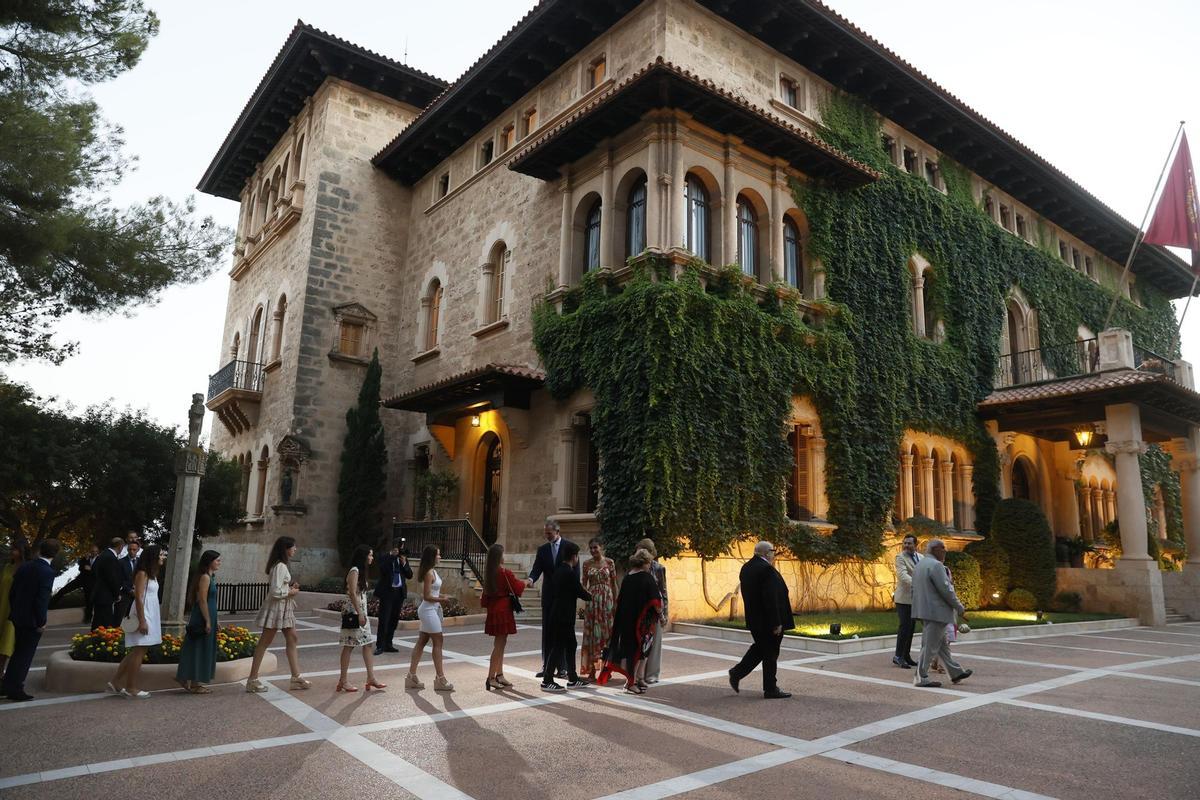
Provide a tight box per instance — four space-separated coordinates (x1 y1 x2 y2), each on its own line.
382 363 545 408
979 369 1182 406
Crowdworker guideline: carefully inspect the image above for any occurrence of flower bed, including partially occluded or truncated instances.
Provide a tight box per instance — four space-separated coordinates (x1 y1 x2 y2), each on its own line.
70 626 259 664
324 597 471 619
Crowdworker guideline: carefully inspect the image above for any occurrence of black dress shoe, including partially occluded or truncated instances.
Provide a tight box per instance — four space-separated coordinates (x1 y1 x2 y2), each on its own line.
951 669 973 684
892 656 911 669
384 646 400 653
728 670 740 694
535 671 545 678
763 689 791 699
7 692 34 702
904 658 918 668
373 648 384 656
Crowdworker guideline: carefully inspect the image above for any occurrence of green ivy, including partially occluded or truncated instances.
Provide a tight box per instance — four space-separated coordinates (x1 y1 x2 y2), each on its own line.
530 90 1182 564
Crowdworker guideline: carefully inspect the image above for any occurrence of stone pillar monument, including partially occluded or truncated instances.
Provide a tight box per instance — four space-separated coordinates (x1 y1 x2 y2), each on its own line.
162 394 207 633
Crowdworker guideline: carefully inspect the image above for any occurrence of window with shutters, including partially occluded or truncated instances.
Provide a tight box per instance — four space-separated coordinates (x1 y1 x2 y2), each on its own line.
903 147 918 174
478 139 494 170
584 200 602 271
786 425 813 521
338 321 363 357
780 76 798 109
500 125 515 153
522 107 538 138
573 415 599 513
586 56 606 90
424 280 443 351
330 302 377 362
626 176 647 259
486 242 509 324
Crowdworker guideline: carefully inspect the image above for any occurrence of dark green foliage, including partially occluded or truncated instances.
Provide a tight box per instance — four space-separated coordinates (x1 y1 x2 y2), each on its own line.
1052 591 1083 613
989 499 1057 606
1006 588 1037 612
1141 445 1184 546
337 350 388 565
194 451 242 538
965 537 1010 607
896 516 949 543
0 1 229 362
531 88 1181 567
945 550 981 609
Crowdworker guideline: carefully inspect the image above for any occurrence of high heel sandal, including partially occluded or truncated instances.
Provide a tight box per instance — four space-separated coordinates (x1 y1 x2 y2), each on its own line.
624 682 645 695
434 675 455 692
289 676 311 690
365 680 387 690
404 672 424 690
485 677 498 691
336 681 359 693
494 674 513 688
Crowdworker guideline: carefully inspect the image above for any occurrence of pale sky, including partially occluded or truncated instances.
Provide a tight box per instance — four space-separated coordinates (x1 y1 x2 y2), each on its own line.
6 0 1199 435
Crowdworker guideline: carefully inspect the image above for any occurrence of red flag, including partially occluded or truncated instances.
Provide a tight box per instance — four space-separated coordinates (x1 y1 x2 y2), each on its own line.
1144 131 1200 270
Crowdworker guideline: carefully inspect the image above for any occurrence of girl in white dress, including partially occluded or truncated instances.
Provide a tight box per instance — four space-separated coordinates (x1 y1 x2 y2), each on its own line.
246 537 309 693
337 545 385 693
405 545 455 692
109 545 166 698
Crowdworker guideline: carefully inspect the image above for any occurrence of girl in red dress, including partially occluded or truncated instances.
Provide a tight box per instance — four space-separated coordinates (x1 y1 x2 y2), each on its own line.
480 543 525 690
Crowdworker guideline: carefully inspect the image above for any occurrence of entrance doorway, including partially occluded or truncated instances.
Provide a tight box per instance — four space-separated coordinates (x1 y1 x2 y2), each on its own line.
480 434 502 545
1012 456 1037 503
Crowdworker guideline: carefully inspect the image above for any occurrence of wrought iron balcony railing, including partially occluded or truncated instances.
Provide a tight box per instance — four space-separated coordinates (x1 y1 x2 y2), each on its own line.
994 338 1098 388
207 359 265 402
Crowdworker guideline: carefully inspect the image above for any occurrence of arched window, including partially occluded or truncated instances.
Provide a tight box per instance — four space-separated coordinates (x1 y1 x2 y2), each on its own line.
685 174 710 261
487 243 509 323
787 424 814 521
783 217 802 290
626 176 647 259
248 307 264 364
271 294 287 362
736 196 758 278
292 136 304 182
424 280 443 351
583 200 601 272
254 445 269 516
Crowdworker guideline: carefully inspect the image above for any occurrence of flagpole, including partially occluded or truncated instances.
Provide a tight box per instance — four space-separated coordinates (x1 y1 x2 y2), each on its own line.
1171 273 1200 353
1102 120 1186 331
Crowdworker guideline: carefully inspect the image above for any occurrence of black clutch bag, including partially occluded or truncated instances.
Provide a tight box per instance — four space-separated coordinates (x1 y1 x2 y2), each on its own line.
341 609 361 629
185 621 206 639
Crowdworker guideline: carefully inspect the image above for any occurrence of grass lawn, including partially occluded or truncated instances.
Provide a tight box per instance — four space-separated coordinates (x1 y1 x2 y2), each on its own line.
698 610 1122 640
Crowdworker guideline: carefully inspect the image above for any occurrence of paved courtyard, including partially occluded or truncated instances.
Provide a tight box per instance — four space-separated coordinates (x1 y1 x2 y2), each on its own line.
3 614 1200 799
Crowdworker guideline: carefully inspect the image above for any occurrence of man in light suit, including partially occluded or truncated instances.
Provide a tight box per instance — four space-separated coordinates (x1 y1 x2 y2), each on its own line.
4 539 59 701
892 534 920 669
525 517 577 679
911 538 972 688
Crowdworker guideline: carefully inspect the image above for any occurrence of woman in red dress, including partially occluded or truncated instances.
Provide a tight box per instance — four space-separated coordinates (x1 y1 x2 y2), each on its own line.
481 542 525 690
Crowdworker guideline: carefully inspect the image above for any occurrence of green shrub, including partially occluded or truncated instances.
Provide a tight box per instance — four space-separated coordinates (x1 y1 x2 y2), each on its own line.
1006 588 1037 611
989 499 1057 607
965 537 1010 607
310 576 345 594
944 551 981 609
1051 591 1083 613
896 515 949 544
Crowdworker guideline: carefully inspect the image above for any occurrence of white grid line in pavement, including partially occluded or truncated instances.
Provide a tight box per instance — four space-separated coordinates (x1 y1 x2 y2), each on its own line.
1072 633 1200 647
3 622 1198 798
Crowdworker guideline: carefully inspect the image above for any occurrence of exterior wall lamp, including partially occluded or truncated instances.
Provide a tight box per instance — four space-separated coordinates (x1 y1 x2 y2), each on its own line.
471 415 481 428
1073 426 1094 448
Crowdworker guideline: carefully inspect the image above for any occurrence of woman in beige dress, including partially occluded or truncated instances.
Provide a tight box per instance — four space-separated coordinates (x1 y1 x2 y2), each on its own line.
245 537 310 692
337 545 386 692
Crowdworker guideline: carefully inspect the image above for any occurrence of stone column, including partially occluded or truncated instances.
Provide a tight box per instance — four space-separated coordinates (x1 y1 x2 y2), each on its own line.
939 460 955 526
1104 489 1118 528
599 147 614 268
722 140 737 267
670 120 687 249
770 164 785 282
558 171 572 288
556 427 575 513
959 463 976 531
162 394 208 634
921 457 936 518
1169 431 1200 568
899 453 915 520
1104 402 1165 626
646 118 662 251
811 437 828 520
912 272 926 338
1091 487 1105 532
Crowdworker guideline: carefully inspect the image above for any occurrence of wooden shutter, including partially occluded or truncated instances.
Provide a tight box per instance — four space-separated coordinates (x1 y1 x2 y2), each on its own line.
573 420 596 513
794 428 811 520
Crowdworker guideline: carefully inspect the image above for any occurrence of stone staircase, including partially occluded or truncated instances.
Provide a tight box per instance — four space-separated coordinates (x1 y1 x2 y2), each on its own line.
1165 606 1191 624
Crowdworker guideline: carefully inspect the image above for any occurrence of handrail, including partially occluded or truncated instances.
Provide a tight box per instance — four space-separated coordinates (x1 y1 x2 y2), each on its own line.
1133 344 1178 382
207 359 265 401
392 518 491 585
994 338 1097 388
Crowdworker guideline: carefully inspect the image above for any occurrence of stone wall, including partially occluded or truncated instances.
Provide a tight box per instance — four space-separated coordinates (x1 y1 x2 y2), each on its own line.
1161 570 1200 620
1056 562 1166 625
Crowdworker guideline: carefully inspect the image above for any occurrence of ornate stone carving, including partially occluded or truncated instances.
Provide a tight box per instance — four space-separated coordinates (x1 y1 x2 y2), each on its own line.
1105 440 1148 456
187 393 204 448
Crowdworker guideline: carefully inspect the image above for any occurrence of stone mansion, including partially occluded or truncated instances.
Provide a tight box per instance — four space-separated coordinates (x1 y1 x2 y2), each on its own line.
199 0 1200 623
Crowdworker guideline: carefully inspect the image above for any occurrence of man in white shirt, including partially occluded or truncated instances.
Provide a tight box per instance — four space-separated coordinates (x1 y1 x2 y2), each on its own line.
892 534 920 668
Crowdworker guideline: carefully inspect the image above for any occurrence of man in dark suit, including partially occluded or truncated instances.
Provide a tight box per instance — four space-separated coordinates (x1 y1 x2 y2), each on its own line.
373 543 413 655
4 538 59 701
90 537 125 630
525 517 578 678
49 544 99 622
540 541 591 692
728 540 794 699
116 537 140 620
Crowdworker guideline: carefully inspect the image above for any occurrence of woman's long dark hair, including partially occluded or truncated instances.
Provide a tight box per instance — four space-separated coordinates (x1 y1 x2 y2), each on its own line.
265 536 296 575
187 550 220 611
482 543 504 596
348 544 372 590
136 544 163 582
417 545 438 582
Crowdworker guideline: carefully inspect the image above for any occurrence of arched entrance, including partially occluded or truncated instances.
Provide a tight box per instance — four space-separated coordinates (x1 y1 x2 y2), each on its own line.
479 434 503 545
1011 456 1038 503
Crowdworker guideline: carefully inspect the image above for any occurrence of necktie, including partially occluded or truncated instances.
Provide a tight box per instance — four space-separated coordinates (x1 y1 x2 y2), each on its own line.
552 540 559 562
391 563 401 588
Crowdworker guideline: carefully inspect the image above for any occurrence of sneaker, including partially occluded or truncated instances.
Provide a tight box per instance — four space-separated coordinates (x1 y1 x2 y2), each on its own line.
105 681 119 695
128 690 150 699
566 678 590 688
541 682 565 693
245 679 268 693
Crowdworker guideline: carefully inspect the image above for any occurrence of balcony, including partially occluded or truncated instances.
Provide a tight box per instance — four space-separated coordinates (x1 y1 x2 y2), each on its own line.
995 337 1182 390
206 360 264 436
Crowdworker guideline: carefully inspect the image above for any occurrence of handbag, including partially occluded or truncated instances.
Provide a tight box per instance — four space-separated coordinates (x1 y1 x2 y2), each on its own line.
341 607 361 629
506 573 523 615
185 620 207 639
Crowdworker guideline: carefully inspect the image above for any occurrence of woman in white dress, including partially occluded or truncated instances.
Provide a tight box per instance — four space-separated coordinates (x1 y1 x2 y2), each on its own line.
109 545 166 698
405 545 455 692
337 545 386 692
246 537 309 693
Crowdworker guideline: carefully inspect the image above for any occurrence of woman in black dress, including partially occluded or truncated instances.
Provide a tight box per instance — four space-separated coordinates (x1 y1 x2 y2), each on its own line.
598 548 662 694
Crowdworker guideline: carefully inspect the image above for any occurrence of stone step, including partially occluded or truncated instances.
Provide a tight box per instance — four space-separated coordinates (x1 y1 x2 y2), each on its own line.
1166 614 1190 623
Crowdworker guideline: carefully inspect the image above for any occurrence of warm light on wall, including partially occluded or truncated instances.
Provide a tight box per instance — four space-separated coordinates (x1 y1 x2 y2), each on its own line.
1073 426 1094 448
470 415 481 427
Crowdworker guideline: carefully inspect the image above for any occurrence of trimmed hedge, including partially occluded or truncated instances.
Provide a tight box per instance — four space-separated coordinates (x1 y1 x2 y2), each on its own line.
965 537 1010 608
944 551 981 610
989 498 1057 607
1006 588 1037 612
1052 591 1083 613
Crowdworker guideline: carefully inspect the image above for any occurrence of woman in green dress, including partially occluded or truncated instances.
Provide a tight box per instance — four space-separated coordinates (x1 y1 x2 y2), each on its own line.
0 539 29 678
176 550 221 693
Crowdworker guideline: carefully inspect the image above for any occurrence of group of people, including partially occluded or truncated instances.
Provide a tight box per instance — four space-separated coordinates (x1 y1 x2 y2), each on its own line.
892 534 973 687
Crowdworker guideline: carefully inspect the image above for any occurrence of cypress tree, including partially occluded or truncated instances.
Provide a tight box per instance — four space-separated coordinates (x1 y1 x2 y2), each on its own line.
337 349 387 565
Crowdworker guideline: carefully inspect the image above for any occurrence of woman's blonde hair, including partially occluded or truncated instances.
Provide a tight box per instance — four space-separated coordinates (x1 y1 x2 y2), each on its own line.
628 548 653 568
635 538 657 559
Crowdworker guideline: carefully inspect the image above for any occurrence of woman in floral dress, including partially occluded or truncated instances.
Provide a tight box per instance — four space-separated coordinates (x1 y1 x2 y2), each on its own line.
581 538 618 682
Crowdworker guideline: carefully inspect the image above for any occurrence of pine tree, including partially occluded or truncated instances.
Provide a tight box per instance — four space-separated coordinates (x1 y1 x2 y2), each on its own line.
336 350 388 565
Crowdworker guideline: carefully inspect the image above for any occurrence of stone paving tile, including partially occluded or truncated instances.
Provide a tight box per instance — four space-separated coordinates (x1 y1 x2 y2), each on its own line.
673 753 974 800
365 695 773 800
0 686 308 779
803 649 1067 693
849 702 1200 800
1060 634 1200 657
952 639 1157 668
628 671 950 741
1019 673 1200 729
1126 659 1200 681
1 741 413 800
